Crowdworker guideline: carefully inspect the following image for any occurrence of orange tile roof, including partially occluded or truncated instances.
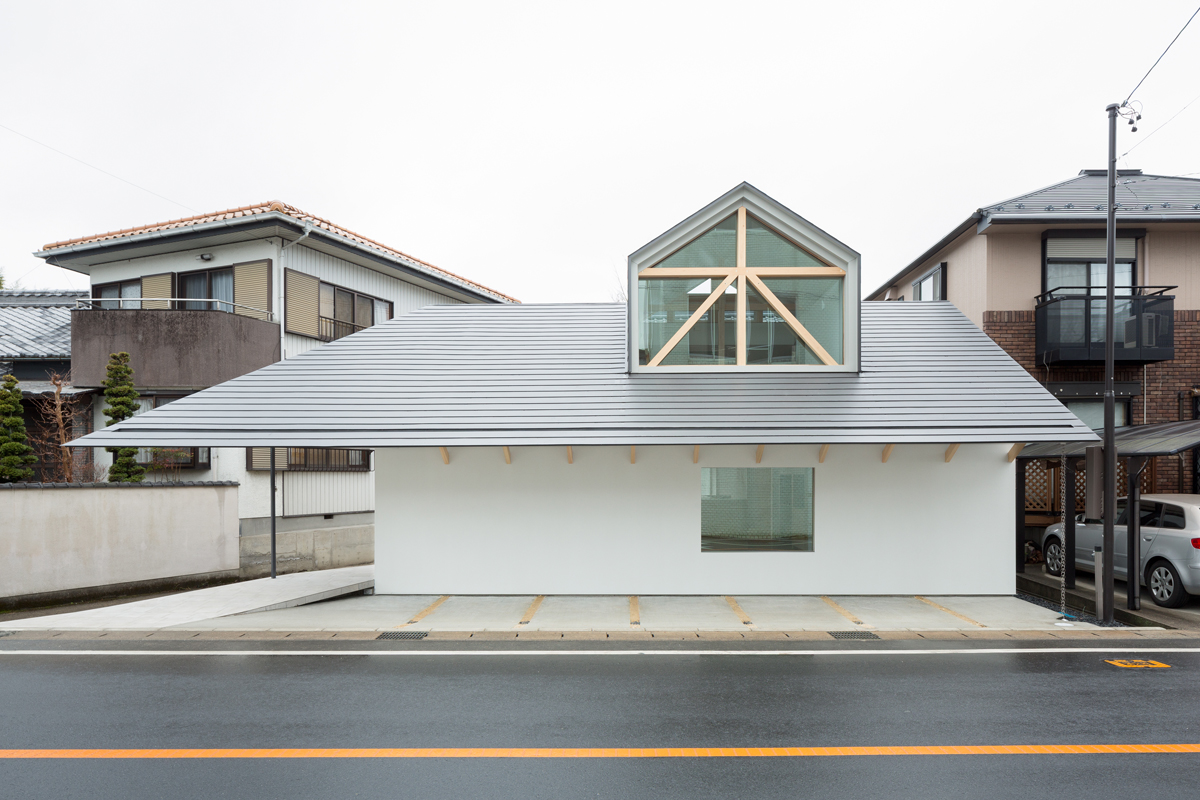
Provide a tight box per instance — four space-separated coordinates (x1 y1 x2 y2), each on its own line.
41 201 518 303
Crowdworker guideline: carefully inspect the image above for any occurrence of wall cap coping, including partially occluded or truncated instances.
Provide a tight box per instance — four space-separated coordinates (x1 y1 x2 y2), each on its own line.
0 481 240 490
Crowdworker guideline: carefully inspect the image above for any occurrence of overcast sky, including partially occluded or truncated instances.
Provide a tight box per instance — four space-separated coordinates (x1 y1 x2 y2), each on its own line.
2 1 1199 302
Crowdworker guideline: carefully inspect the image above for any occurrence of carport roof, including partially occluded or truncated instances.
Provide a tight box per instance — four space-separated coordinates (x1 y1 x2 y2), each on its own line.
71 301 1098 449
1021 419 1200 460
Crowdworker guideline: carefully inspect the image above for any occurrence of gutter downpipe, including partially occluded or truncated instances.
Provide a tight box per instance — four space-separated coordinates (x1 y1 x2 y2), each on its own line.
280 221 313 251
1102 103 1118 624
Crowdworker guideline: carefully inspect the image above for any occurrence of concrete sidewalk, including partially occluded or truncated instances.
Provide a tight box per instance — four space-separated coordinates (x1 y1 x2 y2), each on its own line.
1 566 374 630
152 592 1100 633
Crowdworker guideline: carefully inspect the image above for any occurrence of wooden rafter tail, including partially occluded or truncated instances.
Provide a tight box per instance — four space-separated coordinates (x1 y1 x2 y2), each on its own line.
944 443 960 463
735 207 747 367
630 445 636 465
756 444 765 464
819 444 830 463
646 273 737 367
747 273 838 366
503 446 512 465
439 446 449 465
693 444 699 464
566 445 574 464
882 444 895 463
1007 443 1026 462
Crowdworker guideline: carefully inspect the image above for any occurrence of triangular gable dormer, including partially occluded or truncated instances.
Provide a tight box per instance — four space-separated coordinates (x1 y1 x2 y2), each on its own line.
627 183 860 372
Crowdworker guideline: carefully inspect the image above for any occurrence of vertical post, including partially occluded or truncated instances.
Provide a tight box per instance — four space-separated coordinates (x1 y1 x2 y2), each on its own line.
1127 457 1145 610
1064 460 1077 589
1016 457 1026 574
1102 102 1119 623
270 446 277 580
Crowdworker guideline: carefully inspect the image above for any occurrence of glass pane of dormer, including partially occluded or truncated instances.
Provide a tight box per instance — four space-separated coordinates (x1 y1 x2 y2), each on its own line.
638 278 736 365
747 279 842 365
745 216 826 268
653 214 737 270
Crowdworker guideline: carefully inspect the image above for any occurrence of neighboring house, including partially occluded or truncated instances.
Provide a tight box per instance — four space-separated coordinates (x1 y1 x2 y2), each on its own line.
866 169 1200 514
79 184 1095 595
35 202 515 574
0 290 95 481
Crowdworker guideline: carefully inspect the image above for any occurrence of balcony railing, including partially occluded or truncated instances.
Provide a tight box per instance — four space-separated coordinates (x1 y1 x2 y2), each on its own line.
318 316 365 342
75 297 274 321
1035 286 1175 365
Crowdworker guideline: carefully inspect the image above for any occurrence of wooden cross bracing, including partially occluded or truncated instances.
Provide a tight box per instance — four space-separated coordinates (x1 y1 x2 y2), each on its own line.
641 207 844 368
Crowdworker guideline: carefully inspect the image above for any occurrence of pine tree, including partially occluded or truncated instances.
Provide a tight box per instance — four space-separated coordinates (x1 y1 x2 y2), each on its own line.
101 352 144 483
0 374 37 482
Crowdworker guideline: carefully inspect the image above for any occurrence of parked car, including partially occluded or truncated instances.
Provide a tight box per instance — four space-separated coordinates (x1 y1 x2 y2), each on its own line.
1042 494 1200 608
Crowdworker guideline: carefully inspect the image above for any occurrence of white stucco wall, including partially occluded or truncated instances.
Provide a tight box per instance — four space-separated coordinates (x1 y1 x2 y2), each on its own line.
374 443 1016 595
1 484 240 599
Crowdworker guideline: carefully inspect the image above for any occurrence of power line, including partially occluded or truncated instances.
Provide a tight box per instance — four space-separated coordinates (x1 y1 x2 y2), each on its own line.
1123 5 1200 105
0 122 196 213
1121 90 1200 159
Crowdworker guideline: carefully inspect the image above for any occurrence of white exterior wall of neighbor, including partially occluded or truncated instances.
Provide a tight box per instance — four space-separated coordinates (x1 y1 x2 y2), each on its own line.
374 443 1015 595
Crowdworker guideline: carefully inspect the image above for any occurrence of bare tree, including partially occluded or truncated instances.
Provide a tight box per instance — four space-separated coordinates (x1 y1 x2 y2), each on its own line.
28 371 90 483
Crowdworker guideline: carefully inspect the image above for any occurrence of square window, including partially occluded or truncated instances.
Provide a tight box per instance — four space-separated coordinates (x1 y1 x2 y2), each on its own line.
701 467 813 552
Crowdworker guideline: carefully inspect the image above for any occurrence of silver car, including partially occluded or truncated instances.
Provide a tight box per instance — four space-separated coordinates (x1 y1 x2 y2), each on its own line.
1042 493 1200 608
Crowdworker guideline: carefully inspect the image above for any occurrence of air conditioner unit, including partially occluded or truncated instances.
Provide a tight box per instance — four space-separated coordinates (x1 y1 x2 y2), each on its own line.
1143 313 1160 347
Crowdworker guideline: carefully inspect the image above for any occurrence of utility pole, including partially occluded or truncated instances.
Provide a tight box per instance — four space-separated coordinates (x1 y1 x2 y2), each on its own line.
1102 102 1118 623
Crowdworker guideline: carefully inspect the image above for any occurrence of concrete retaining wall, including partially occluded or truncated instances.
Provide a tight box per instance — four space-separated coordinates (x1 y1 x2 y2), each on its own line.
238 512 374 578
0 482 240 605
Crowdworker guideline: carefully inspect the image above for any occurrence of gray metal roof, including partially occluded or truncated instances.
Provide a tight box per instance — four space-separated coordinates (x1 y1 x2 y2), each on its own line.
867 170 1200 300
1022 419 1200 460
0 295 77 359
983 170 1200 221
74 301 1098 449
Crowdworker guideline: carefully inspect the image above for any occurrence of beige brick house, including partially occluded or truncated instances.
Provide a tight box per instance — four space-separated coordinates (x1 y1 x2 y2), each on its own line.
867 169 1200 507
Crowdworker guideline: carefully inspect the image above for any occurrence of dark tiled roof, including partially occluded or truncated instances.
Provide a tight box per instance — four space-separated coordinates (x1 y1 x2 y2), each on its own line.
0 303 73 359
37 201 517 304
985 171 1200 218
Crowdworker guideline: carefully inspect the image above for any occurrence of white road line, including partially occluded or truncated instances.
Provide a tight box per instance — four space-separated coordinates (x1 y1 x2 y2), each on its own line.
0 648 1198 657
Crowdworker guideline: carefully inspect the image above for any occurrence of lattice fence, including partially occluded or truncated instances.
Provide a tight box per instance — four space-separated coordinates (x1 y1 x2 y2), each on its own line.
1025 458 1156 515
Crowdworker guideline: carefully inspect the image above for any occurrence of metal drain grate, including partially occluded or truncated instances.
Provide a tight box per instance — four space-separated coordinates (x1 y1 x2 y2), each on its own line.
828 630 880 640
377 631 428 640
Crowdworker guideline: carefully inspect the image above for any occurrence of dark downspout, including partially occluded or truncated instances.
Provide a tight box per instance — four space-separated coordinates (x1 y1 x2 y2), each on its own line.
1016 457 1026 574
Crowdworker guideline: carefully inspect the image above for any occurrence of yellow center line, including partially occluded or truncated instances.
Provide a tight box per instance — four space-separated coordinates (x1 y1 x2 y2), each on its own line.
2 744 1198 759
723 596 755 628
516 596 546 627
395 595 451 629
914 596 986 628
820 596 872 629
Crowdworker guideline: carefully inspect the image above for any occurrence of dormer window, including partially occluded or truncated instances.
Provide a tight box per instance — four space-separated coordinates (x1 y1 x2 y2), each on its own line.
630 189 858 372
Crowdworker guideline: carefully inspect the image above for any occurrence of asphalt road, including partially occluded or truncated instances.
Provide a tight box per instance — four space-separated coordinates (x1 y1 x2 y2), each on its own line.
1 643 1198 799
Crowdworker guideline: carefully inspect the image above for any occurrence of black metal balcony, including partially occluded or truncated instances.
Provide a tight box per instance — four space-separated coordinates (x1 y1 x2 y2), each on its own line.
1035 286 1175 365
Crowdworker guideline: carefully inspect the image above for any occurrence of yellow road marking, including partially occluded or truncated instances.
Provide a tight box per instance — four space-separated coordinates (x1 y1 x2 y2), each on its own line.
3 744 1199 759
724 596 755 628
820 596 871 628
396 595 451 629
629 596 640 628
1106 659 1171 669
516 596 546 627
914 596 986 628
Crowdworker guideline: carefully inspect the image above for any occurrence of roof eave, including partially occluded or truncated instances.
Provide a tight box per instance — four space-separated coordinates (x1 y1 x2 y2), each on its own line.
979 213 1200 230
865 212 981 300
35 212 514 305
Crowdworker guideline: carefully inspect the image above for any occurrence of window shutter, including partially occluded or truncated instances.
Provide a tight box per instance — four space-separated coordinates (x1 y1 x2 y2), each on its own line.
1046 239 1137 259
234 260 272 320
246 447 289 471
284 269 320 337
140 273 174 309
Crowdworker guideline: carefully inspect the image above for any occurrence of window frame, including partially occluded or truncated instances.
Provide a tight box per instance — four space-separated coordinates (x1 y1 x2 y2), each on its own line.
317 280 392 342
130 395 209 469
175 266 235 312
633 206 849 371
245 447 373 472
911 262 946 302
93 279 143 310
1040 232 1141 297
700 466 815 553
